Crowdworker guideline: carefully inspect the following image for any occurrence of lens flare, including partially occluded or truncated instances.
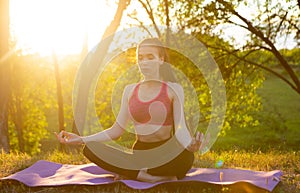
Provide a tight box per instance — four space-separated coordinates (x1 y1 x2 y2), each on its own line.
73 25 227 170
215 159 224 168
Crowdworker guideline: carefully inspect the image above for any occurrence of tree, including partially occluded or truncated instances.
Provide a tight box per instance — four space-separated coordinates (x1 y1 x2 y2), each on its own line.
180 0 300 94
0 0 10 153
73 0 131 135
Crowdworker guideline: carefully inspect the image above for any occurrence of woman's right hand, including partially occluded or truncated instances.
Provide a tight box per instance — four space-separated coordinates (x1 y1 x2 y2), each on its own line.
55 130 84 145
186 131 210 153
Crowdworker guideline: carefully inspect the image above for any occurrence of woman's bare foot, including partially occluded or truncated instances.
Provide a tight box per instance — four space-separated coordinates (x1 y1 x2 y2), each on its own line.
113 174 130 181
136 169 177 183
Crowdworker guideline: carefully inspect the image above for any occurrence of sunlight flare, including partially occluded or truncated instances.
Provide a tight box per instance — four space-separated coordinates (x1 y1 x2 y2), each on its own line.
10 0 116 56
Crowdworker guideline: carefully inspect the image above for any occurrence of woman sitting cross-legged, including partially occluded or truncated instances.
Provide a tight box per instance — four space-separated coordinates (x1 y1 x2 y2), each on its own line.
56 38 209 183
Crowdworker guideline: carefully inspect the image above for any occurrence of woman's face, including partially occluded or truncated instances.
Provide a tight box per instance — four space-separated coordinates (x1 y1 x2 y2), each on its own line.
137 45 163 79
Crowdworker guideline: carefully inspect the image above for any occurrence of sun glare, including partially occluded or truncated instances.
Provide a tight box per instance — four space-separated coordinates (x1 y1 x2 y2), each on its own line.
10 0 116 56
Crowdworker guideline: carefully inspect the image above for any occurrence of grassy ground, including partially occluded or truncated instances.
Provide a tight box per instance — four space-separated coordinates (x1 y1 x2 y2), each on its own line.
213 75 300 152
1 76 300 192
0 150 299 192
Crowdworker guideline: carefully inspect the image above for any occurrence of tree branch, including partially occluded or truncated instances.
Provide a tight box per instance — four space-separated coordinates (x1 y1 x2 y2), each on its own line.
137 0 161 37
127 13 153 36
206 42 299 94
217 0 300 92
102 0 131 39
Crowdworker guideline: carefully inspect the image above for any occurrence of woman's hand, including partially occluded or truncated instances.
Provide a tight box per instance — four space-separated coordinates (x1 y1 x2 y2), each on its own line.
186 131 210 153
55 130 84 145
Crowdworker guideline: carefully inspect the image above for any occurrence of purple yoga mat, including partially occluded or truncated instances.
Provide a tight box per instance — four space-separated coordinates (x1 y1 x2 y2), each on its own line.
1 160 282 191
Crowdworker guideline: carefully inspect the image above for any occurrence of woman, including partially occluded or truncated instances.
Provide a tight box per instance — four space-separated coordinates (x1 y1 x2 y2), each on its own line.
56 38 207 183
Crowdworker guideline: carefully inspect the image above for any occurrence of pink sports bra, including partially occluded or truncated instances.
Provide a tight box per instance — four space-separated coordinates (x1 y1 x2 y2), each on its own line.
128 82 174 126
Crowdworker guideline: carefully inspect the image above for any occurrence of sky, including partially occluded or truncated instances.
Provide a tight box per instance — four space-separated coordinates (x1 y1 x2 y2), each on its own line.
9 0 297 56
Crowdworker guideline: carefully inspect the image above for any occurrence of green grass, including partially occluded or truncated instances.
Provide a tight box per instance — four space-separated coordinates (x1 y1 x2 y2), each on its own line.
213 76 300 152
0 150 299 192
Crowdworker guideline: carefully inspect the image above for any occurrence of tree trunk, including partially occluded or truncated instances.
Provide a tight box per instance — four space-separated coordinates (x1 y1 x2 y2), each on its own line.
73 0 131 135
164 0 170 45
72 29 89 136
52 52 65 151
14 92 25 152
53 53 64 132
0 0 10 153
0 66 10 153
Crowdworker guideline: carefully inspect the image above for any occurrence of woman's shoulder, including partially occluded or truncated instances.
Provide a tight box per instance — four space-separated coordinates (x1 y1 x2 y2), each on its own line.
165 82 184 99
123 83 138 97
166 82 184 92
125 83 138 90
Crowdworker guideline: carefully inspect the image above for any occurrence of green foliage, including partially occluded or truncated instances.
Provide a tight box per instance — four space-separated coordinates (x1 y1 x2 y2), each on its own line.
281 48 300 66
197 34 264 134
8 54 52 155
92 49 139 142
7 53 81 154
59 55 81 130
9 104 49 155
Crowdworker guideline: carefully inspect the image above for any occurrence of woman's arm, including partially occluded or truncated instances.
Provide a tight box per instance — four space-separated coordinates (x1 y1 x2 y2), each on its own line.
55 122 125 144
81 122 125 143
56 85 134 144
170 83 207 152
170 83 193 147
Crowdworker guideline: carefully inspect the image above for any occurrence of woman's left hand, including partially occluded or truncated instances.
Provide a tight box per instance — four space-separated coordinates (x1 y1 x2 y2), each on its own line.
55 130 84 145
186 131 210 152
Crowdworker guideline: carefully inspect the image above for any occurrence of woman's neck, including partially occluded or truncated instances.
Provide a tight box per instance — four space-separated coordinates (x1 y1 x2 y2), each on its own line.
140 79 165 89
143 74 162 82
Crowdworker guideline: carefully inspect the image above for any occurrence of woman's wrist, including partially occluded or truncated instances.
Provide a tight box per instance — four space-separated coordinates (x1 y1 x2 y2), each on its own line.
80 136 87 144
